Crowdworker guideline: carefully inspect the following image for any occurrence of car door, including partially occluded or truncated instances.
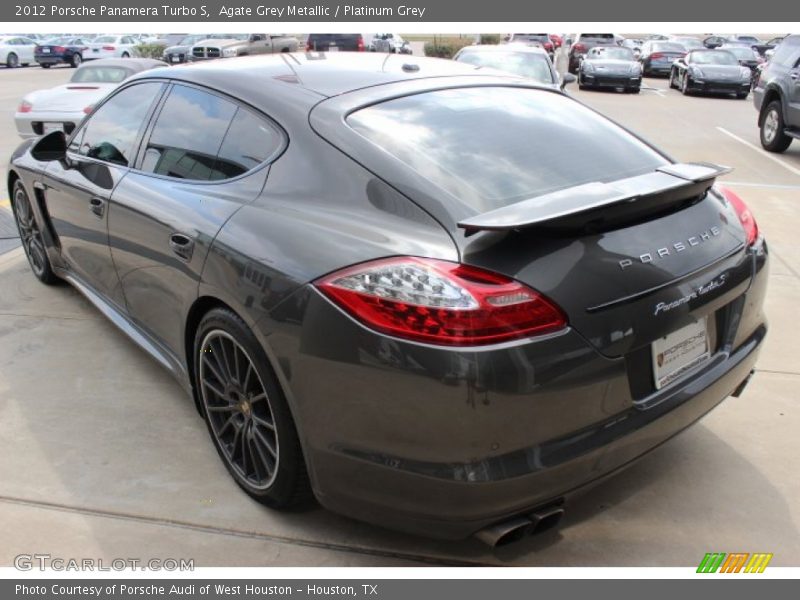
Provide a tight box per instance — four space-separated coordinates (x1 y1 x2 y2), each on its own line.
107 82 282 359
16 37 35 63
41 81 165 307
788 51 800 126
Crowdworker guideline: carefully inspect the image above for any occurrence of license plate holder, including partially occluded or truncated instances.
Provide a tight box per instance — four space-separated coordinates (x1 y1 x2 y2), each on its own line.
651 318 710 390
42 122 64 135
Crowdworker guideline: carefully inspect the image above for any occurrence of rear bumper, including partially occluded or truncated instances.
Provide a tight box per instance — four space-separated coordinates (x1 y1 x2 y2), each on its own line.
264 242 769 540
14 111 83 139
35 55 70 65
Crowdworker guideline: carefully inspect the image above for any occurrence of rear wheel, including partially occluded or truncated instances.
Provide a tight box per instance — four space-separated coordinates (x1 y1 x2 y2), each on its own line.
71 53 82 67
121 51 130 58
194 308 313 508
736 91 748 100
760 101 793 153
668 68 677 88
11 180 57 285
40 63 51 68
6 52 18 68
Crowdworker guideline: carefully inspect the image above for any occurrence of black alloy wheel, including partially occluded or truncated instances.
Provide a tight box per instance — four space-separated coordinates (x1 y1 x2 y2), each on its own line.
195 308 312 507
12 181 57 284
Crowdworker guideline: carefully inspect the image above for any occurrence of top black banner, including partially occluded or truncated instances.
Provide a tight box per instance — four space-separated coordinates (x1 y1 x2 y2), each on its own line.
4 0 800 22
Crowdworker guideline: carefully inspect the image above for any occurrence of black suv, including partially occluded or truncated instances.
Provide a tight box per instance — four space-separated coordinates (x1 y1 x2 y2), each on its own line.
753 34 800 153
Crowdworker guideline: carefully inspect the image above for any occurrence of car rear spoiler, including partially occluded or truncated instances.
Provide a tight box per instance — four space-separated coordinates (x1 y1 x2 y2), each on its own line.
457 162 731 235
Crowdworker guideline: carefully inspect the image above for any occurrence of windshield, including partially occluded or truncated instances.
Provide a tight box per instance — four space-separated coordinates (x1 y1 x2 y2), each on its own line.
70 66 131 83
588 47 634 60
347 87 666 212
92 36 117 44
456 51 555 84
689 50 739 65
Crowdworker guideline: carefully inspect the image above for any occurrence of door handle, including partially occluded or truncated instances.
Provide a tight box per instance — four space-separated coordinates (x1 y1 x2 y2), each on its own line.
169 232 194 261
89 196 105 217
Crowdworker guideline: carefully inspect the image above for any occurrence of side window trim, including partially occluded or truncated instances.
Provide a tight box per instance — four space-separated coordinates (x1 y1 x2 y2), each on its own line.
66 80 168 169
134 81 288 184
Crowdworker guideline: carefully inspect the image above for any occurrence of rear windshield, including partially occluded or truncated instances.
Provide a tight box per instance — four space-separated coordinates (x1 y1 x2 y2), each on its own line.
347 87 667 212
70 66 131 83
456 50 555 84
651 42 686 53
579 34 615 40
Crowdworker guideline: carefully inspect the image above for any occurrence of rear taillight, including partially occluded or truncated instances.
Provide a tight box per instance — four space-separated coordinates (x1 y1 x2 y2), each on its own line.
718 186 759 246
316 257 567 346
305 41 313 51
83 105 94 114
34 46 41 53
53 46 66 52
651 52 664 59
573 43 587 53
103 45 115 51
544 42 553 51
357 35 365 51
18 100 33 113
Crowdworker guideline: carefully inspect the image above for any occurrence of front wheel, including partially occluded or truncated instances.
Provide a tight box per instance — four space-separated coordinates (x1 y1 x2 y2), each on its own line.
194 308 312 508
669 69 677 88
11 180 58 284
6 52 18 68
760 101 793 153
736 91 748 100
40 63 51 69
71 53 82 67
681 74 692 95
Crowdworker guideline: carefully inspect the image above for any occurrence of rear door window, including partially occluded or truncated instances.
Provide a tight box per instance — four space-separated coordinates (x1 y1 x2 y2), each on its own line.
141 84 283 181
347 87 667 212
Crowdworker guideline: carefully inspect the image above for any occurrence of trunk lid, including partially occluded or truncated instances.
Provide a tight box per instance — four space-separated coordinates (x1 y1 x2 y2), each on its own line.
461 185 752 357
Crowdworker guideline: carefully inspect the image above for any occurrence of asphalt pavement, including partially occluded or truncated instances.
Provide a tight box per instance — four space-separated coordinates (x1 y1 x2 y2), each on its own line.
0 52 799 567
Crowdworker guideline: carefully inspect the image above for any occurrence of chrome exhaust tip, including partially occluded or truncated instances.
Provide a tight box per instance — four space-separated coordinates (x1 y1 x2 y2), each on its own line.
474 516 533 548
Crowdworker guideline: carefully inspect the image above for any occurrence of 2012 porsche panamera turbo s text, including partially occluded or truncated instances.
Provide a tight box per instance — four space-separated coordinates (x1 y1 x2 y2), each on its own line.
8 53 768 546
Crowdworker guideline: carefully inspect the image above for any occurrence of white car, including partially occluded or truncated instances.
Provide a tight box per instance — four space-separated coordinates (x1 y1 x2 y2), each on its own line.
14 58 166 139
1 36 37 68
85 35 140 60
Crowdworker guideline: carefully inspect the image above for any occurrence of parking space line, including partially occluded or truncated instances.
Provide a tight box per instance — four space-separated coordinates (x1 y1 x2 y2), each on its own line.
0 495 490 567
721 181 800 190
717 127 800 178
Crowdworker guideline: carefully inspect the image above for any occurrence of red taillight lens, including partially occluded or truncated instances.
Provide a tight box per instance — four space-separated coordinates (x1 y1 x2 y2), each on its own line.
544 42 553 51
18 100 33 113
305 41 313 51
103 45 115 51
357 35 365 51
53 46 66 52
83 105 94 114
651 52 664 59
315 257 567 346
718 186 759 246
573 43 587 53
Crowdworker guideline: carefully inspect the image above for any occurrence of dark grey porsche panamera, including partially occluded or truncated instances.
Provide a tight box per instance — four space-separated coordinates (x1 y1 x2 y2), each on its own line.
8 53 768 546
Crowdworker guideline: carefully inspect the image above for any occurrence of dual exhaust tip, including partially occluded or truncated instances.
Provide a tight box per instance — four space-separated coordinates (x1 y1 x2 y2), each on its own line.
474 504 565 548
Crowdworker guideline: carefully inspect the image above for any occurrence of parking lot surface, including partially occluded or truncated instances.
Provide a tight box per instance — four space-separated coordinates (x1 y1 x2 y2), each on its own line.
1 54 799 567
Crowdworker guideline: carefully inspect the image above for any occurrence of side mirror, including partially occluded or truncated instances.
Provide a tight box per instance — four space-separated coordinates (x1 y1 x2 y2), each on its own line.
560 72 577 89
30 130 67 162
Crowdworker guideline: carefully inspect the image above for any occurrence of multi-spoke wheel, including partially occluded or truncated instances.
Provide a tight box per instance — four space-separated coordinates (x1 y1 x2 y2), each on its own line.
194 308 312 507
12 180 57 284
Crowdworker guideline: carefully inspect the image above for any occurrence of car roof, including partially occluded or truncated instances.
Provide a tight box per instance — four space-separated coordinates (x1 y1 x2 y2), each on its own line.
130 52 523 100
79 58 167 71
462 44 549 55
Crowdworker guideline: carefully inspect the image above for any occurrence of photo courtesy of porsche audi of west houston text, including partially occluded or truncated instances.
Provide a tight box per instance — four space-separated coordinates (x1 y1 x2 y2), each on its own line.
15 4 429 19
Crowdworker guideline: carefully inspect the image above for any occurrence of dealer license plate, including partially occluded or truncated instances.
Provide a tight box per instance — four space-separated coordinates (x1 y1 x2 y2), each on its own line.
42 122 64 135
651 318 710 390
42 48 50 53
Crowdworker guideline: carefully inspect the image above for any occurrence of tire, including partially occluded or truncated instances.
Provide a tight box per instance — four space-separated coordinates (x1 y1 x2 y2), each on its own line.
194 308 313 509
628 86 641 94
71 53 82 68
6 52 18 68
681 73 692 95
736 92 748 100
760 100 793 153
11 180 58 285
40 63 51 68
121 52 130 58
669 69 677 89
